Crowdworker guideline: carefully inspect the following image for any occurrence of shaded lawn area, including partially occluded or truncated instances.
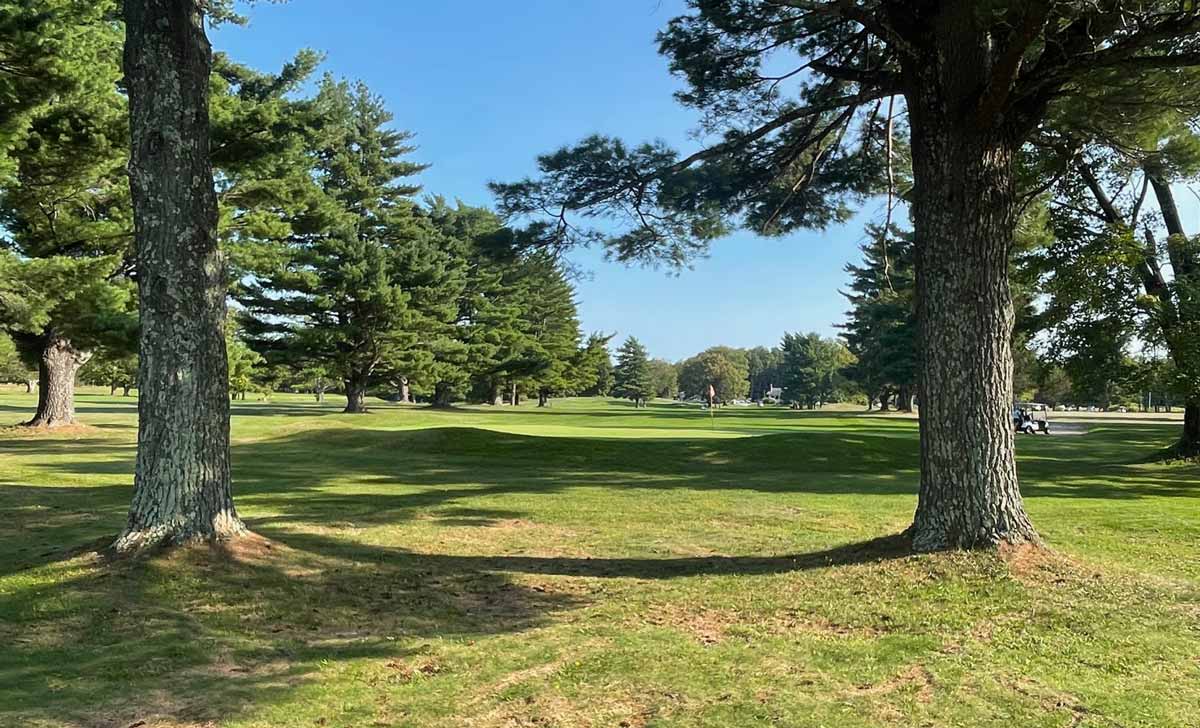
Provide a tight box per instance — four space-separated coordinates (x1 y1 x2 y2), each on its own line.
0 391 1197 727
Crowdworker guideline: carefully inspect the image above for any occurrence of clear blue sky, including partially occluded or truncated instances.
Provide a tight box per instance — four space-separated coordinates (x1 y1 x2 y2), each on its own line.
213 1 890 361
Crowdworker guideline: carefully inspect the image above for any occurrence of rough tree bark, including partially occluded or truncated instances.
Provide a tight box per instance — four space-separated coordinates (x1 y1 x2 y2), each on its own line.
902 12 1038 550
113 0 244 553
344 376 368 413
24 334 90 428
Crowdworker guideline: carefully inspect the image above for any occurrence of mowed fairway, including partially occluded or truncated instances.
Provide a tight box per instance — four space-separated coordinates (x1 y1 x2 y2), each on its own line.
1 391 1197 728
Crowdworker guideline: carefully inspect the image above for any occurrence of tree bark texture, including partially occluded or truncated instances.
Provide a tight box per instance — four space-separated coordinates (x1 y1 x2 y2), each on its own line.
902 15 1038 550
344 376 368 413
24 334 90 427
114 0 244 553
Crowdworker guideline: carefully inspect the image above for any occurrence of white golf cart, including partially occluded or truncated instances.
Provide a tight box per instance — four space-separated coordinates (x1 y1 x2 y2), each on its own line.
1013 402 1050 434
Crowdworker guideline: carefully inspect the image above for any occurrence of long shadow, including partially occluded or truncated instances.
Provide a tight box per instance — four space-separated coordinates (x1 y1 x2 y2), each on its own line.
5 421 1197 560
0 514 908 727
1 405 1196 725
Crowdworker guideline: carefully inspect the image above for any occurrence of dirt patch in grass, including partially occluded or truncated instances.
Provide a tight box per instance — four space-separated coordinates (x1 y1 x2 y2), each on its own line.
465 692 659 728
1005 677 1091 727
854 664 935 703
639 604 885 645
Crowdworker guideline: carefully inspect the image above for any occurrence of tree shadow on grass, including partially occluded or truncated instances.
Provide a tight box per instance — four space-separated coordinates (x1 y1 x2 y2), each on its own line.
0 515 910 728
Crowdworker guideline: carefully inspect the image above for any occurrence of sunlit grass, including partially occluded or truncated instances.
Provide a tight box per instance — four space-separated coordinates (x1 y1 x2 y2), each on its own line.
0 388 1196 727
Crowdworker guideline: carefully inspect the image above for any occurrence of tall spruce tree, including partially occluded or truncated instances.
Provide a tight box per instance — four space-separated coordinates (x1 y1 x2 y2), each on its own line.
512 252 583 407
840 225 917 411
612 336 654 407
493 2 1200 549
239 77 464 413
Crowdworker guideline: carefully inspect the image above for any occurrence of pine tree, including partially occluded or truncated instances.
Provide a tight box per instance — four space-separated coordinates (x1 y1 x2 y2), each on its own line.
0 0 135 427
780 332 855 409
839 225 917 411
239 77 464 413
612 336 654 407
493 2 1200 549
115 0 244 552
573 332 615 397
425 199 528 406
513 253 583 407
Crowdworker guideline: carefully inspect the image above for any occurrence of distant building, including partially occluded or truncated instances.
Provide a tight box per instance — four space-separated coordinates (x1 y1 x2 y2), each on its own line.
764 385 783 401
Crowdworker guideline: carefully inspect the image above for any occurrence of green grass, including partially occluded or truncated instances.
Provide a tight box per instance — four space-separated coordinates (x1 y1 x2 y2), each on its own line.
1 389 1197 727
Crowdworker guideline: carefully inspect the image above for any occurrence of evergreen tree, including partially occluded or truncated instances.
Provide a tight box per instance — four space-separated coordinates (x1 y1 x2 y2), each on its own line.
493 1 1200 549
115 0 244 552
0 0 135 427
573 332 615 396
425 199 530 406
780 332 854 409
839 226 916 411
612 336 654 407
514 253 583 407
238 77 464 413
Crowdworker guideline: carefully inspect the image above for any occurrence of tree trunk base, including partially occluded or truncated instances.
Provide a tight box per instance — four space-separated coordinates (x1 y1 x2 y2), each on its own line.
905 514 1039 552
20 413 78 428
111 514 248 556
1161 437 1200 461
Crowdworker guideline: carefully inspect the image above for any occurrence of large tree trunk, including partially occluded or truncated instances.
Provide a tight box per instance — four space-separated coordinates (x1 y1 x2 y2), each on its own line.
344 377 368 413
24 334 90 427
113 0 244 553
905 75 1037 549
431 381 454 407
25 379 34 394
1178 402 1200 457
